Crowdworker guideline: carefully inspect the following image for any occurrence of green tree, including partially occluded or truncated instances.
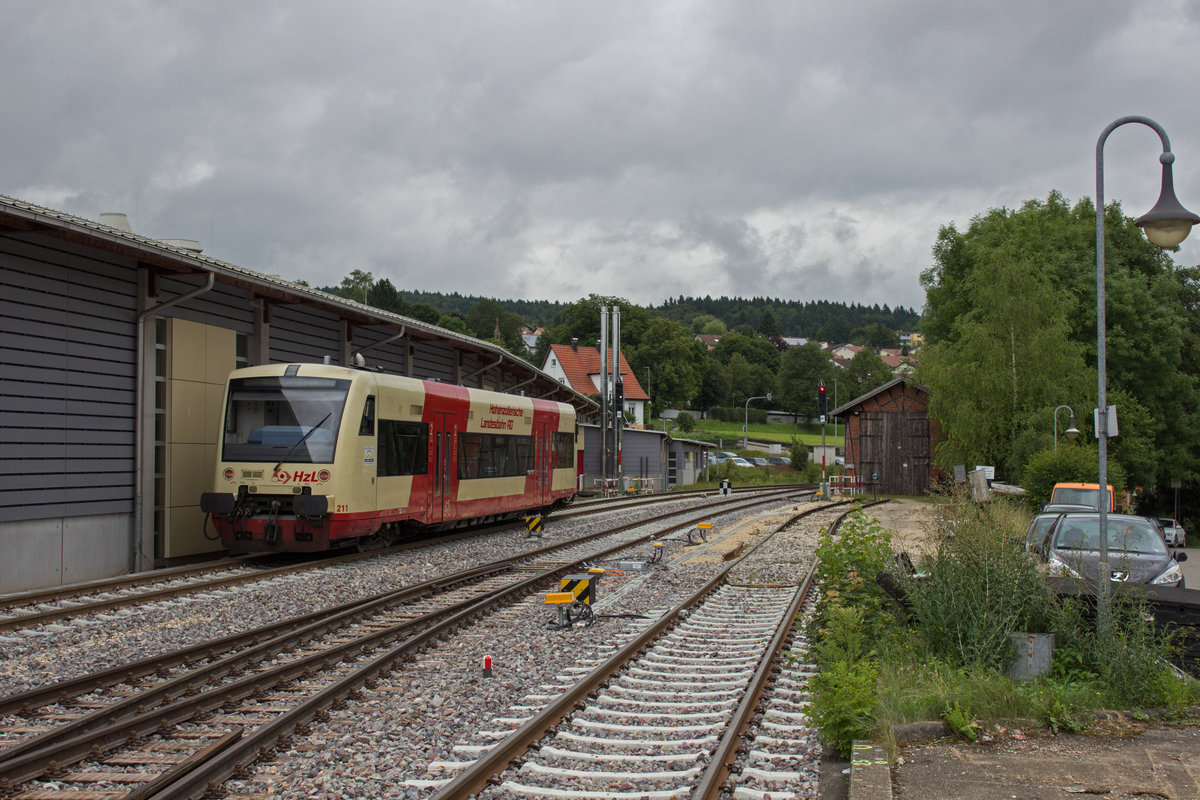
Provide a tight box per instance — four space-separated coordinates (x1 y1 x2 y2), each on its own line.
690 314 727 335
436 313 470 334
850 322 898 350
920 190 1200 488
711 331 781 373
335 269 374 303
629 318 705 409
920 251 1091 478
777 343 832 420
842 349 895 396
696 357 731 411
409 302 441 325
366 277 405 313
534 295 652 367
759 308 781 337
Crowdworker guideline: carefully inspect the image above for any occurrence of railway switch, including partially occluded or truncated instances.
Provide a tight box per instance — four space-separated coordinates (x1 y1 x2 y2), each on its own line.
545 570 603 628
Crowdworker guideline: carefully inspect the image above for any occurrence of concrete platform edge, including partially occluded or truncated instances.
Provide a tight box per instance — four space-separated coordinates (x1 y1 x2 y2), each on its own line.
847 740 891 800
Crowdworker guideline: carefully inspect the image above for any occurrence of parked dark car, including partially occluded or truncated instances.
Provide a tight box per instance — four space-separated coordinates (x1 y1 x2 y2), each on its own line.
1026 512 1187 588
766 456 790 466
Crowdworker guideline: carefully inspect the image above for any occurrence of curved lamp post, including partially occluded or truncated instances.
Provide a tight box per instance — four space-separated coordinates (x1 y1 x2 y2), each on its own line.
744 393 772 449
1053 405 1079 455
1095 116 1199 633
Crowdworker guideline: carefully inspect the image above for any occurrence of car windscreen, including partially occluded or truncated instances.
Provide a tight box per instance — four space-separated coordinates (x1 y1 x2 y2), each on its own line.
221 376 351 464
1050 487 1111 510
1053 518 1167 555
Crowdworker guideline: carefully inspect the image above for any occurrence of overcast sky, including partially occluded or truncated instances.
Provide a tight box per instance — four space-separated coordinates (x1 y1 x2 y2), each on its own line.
5 1 1200 313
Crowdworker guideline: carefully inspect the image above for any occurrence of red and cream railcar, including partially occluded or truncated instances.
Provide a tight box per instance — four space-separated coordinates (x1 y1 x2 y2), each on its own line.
200 363 580 553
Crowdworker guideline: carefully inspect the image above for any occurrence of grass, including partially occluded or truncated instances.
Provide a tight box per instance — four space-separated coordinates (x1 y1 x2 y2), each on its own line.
807 492 1200 755
650 418 843 447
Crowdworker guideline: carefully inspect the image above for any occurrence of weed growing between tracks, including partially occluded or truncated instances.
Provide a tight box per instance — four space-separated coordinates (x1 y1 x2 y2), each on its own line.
806 496 1200 756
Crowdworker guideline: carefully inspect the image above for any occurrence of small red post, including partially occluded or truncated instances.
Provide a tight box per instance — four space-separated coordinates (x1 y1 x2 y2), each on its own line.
483 655 493 678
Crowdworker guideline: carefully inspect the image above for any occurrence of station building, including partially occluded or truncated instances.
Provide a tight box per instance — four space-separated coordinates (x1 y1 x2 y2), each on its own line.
0 196 596 593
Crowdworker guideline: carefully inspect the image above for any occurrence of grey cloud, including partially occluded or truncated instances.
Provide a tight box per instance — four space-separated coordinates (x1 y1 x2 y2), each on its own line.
3 0 1200 311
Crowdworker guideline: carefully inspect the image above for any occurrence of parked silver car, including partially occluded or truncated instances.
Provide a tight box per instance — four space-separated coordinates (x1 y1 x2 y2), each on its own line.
1156 518 1186 548
1028 512 1187 588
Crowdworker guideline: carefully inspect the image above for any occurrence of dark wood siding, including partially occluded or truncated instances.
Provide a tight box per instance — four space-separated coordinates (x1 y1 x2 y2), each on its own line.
0 235 138 521
840 380 934 496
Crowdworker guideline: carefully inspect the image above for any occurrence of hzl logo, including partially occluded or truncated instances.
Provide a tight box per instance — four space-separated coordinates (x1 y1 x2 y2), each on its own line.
275 469 330 484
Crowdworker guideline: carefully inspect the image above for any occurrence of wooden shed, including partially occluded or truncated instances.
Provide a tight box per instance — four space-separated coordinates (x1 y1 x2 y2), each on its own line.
832 378 940 496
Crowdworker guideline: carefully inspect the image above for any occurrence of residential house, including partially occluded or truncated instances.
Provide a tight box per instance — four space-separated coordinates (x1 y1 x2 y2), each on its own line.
542 341 650 425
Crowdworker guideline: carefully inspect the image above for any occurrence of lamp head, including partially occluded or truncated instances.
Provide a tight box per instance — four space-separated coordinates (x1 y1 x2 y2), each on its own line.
1065 424 1080 441
1135 152 1200 247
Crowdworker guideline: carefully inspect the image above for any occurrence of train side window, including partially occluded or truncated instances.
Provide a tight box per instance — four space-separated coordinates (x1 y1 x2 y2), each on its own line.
378 420 429 476
552 432 574 468
359 395 376 436
458 433 534 478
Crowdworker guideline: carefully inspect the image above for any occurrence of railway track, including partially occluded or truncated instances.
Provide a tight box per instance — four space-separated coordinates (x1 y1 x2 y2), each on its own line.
0 485 805 634
0 488 817 798
419 502 874 800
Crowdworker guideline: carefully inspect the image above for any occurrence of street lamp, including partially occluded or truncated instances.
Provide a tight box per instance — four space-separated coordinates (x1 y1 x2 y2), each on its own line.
744 393 772 449
1053 405 1079 455
1095 116 1199 634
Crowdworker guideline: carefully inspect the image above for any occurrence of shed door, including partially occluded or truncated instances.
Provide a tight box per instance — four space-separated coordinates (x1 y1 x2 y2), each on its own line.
901 412 930 495
858 411 930 495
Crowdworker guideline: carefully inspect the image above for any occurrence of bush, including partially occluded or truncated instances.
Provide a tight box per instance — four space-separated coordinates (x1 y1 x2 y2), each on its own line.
903 498 1054 670
675 411 696 432
809 604 880 754
789 437 807 470
1022 444 1126 509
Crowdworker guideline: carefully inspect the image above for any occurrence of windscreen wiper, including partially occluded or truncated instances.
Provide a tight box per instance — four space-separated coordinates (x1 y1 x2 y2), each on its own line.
273 411 333 474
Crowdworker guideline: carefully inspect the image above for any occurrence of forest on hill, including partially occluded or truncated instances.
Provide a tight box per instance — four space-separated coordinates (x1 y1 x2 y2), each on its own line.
315 271 918 340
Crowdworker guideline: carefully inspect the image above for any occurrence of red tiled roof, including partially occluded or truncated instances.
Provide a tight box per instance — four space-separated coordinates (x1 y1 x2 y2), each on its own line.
546 344 649 400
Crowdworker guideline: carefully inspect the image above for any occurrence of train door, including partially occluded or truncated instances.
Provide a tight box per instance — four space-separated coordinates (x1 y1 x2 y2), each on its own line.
431 413 456 522
535 421 553 507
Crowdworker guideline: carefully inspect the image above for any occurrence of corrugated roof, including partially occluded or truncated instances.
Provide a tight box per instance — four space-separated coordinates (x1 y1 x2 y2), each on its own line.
0 193 595 412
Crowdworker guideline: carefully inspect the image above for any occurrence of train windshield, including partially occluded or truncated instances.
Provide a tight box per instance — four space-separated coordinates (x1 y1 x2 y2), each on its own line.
221 376 351 464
